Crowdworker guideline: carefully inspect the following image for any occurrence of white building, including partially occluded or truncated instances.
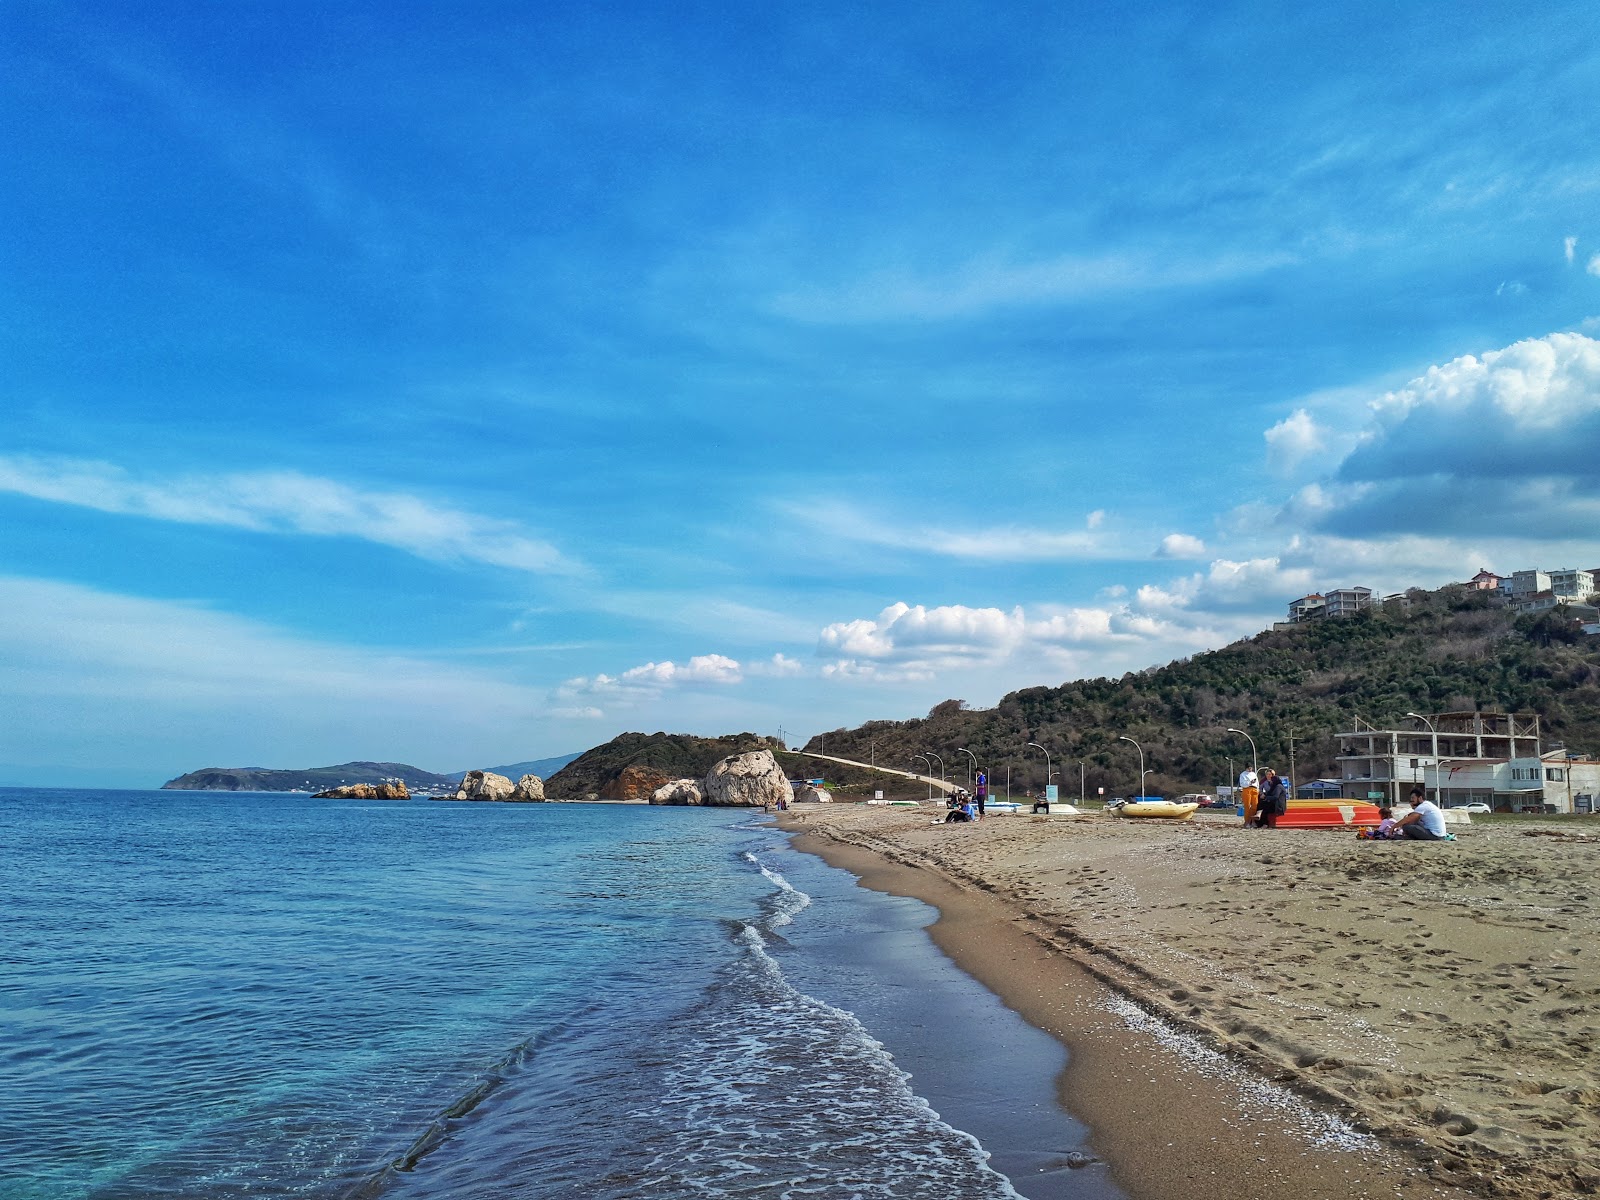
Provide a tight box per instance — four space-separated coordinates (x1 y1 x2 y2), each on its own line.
1550 568 1595 600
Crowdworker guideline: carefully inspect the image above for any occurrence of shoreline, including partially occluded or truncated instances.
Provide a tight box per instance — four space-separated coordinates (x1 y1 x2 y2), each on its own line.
779 803 1599 1200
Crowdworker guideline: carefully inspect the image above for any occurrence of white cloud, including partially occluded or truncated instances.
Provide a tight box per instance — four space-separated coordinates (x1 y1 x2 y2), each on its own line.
1086 510 1106 529
1300 332 1600 539
554 652 745 710
0 456 575 574
1263 408 1328 465
1156 532 1206 559
1589 253 1600 278
813 593 1260 683
1566 236 1578 264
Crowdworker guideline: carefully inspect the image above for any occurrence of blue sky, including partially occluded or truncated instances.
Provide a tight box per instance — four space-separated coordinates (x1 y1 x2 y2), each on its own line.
5 2 1600 786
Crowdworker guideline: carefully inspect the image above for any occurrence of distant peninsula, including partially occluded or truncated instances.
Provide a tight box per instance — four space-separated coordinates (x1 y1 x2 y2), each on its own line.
161 762 459 793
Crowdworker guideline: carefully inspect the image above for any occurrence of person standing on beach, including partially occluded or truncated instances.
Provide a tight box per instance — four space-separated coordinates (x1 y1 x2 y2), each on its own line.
974 770 988 818
1238 765 1259 826
1396 786 1449 840
1255 768 1287 828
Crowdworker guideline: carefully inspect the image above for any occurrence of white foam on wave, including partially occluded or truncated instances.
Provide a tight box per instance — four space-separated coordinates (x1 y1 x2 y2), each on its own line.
617 853 1024 1200
742 850 813 928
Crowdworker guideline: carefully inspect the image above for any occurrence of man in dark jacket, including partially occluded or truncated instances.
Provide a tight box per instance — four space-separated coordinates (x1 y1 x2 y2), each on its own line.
1255 768 1288 827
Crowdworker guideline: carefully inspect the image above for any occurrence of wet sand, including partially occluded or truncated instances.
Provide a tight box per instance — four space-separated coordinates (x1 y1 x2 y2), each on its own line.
780 803 1600 1200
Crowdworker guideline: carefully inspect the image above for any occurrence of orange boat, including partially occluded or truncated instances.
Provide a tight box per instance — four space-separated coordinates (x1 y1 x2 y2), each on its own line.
1265 798 1382 829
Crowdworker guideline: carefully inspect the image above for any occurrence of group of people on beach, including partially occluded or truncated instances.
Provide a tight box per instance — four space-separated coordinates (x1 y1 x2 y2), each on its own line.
1235 766 1287 827
1239 767 1450 840
943 770 989 822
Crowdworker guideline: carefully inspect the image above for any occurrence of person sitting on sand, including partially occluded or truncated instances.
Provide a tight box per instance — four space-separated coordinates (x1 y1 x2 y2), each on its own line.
944 797 976 823
1358 806 1401 840
1396 786 1448 841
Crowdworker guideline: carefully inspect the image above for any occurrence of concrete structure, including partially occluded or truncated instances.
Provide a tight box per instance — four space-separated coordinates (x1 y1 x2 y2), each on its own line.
1336 711 1543 809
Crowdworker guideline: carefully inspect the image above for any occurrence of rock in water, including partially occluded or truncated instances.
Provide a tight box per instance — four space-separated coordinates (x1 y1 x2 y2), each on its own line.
313 782 410 799
703 750 794 808
650 778 705 805
509 774 546 802
454 770 515 801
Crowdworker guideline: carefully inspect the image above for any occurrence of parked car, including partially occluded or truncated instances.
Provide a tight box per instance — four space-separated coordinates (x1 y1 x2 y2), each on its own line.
1448 802 1492 814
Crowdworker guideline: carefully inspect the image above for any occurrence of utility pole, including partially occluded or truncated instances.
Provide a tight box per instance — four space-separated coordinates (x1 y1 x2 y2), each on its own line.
1288 730 1297 801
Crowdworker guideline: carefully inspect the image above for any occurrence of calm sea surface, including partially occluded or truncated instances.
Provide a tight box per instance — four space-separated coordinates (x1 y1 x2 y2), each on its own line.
0 789 1118 1200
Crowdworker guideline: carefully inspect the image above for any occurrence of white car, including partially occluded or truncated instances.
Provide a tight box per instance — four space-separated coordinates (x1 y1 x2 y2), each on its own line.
1448 802 1492 814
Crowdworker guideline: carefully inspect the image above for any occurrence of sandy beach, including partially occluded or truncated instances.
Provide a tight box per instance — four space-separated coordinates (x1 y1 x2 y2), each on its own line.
780 802 1600 1200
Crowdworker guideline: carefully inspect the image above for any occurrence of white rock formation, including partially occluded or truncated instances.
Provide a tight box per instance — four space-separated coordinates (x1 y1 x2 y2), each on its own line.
650 778 705 805
703 750 794 808
454 770 515 801
792 784 833 803
510 774 545 802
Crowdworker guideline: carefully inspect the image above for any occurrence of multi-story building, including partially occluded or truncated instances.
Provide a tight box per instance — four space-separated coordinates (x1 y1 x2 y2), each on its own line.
1549 568 1595 600
1510 569 1552 597
1323 586 1375 616
1336 711 1543 808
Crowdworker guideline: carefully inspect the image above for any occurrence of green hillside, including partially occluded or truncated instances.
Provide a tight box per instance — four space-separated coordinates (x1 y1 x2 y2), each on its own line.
804 587 1600 798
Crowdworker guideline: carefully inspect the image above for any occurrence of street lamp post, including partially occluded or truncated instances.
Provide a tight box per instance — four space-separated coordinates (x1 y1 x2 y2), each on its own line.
911 754 933 801
1026 742 1051 798
926 752 946 793
1078 759 1085 806
1225 727 1258 787
956 747 977 792
1406 712 1441 809
1118 735 1146 799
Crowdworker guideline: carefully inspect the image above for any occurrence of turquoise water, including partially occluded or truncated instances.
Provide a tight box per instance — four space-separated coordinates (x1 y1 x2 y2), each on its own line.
0 789 1116 1200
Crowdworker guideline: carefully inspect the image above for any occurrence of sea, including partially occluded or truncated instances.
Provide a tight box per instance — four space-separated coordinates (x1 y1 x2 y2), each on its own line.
0 789 1122 1200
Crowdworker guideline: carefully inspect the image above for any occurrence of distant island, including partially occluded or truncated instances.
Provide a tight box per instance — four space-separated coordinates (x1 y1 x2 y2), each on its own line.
159 754 581 794
161 761 460 793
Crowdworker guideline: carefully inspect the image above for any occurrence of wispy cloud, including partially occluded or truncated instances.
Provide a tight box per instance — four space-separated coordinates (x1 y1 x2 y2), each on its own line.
771 247 1298 323
0 456 576 574
783 500 1123 563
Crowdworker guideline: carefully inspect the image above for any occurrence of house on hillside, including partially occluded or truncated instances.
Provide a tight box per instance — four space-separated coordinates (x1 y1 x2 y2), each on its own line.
1468 568 1502 591
1286 593 1325 622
